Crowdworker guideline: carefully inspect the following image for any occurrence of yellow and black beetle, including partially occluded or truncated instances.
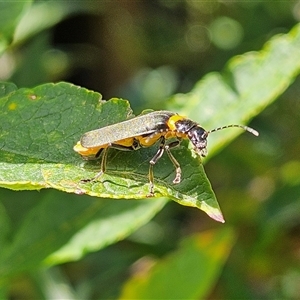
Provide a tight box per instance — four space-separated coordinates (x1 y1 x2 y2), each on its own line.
74 110 259 196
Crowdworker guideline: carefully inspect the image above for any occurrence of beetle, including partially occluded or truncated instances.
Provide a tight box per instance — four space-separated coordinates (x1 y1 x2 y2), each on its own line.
74 110 259 196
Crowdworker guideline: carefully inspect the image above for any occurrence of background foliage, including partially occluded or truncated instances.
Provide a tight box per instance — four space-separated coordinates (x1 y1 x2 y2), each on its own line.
1 1 300 299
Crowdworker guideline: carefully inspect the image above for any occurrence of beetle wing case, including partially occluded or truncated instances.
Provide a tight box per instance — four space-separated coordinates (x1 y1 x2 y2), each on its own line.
80 110 175 148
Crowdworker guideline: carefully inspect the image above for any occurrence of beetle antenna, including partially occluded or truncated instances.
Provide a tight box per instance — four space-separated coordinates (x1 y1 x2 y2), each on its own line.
207 124 259 136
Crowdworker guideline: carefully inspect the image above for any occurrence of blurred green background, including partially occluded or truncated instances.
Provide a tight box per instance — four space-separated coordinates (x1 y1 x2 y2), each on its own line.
1 1 300 299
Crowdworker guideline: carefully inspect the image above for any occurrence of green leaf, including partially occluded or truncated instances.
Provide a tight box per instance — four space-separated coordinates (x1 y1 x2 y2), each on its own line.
0 190 166 279
169 23 300 158
119 228 235 300
0 81 223 222
0 82 18 98
0 1 32 53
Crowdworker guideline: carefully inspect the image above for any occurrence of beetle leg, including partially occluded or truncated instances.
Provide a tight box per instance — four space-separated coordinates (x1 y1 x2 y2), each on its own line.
148 137 183 195
95 148 104 159
82 141 141 183
164 140 181 184
148 137 166 196
81 148 109 182
98 147 108 177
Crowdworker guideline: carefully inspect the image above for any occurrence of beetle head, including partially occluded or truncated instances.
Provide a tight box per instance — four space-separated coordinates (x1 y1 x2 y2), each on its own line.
187 126 208 157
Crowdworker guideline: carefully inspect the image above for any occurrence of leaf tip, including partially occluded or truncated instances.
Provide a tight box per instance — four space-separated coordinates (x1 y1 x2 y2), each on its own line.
199 201 225 223
208 211 225 223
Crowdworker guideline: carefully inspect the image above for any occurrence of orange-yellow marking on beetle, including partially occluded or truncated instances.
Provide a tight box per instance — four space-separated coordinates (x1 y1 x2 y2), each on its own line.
167 114 186 131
